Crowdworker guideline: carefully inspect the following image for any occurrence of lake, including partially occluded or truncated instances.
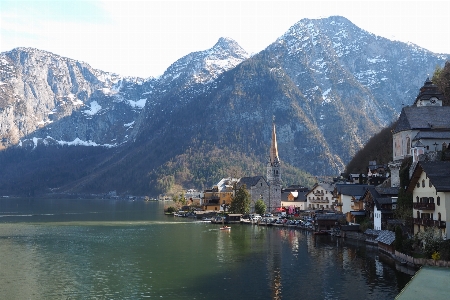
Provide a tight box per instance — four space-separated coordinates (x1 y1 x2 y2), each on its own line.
0 198 412 299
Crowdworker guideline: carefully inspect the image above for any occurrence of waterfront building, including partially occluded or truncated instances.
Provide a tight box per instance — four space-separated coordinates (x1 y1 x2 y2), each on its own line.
407 161 450 239
361 186 398 230
281 185 309 211
306 182 334 210
202 177 239 211
333 184 370 223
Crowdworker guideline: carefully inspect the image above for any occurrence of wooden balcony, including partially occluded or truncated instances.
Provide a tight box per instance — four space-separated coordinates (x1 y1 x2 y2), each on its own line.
413 203 435 210
310 199 329 203
413 218 446 228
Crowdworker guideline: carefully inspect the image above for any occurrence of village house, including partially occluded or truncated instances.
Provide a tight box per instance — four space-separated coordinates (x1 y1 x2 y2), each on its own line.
281 185 309 212
408 161 450 239
202 177 238 211
333 184 371 223
184 189 203 206
305 182 334 211
361 186 398 230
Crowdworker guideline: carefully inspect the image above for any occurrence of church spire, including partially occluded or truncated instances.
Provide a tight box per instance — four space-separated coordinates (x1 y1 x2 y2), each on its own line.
270 116 279 163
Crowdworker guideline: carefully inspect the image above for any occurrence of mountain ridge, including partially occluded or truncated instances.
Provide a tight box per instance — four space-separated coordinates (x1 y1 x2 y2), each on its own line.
0 16 448 196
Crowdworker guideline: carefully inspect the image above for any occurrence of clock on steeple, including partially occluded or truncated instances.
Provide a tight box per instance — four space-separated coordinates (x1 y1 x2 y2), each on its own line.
413 77 443 107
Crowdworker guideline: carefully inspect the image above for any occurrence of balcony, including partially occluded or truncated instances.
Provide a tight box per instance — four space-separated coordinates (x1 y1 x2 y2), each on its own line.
310 199 329 203
413 218 446 228
413 203 435 210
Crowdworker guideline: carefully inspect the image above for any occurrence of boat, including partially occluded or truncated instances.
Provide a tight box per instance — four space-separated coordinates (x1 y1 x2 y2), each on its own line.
220 226 231 230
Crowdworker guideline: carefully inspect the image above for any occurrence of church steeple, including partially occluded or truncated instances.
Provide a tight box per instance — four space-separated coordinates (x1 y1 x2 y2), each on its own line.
266 117 282 212
267 117 281 184
270 118 279 164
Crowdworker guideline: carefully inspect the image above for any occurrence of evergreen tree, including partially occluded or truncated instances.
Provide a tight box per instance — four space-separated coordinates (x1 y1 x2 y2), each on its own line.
254 199 266 215
229 185 251 214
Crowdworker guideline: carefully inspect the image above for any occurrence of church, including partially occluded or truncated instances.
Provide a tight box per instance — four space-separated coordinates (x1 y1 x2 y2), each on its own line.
389 77 450 187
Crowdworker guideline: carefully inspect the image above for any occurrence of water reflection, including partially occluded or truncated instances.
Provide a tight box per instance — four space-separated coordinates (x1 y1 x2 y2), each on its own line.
0 199 412 299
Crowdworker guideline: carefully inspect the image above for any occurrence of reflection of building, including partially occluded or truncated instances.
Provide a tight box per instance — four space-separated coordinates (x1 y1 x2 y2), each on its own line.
408 161 450 239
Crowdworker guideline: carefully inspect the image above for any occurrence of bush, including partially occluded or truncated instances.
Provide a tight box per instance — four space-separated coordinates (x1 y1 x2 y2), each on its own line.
166 206 176 213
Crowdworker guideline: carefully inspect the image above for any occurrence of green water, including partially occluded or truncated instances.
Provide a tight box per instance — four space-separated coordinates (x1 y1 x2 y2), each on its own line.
0 198 412 299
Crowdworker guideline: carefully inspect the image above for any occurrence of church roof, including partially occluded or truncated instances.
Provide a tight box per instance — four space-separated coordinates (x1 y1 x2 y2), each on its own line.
412 131 450 141
393 106 450 133
237 176 267 188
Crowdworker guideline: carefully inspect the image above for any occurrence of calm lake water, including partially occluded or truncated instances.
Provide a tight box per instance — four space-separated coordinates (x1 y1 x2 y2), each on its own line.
0 198 412 299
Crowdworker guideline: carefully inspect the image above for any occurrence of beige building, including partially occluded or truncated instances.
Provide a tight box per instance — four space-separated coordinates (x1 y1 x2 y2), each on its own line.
305 182 334 210
408 161 450 239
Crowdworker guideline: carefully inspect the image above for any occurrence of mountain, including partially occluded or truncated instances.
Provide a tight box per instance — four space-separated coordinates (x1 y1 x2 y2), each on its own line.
0 16 448 197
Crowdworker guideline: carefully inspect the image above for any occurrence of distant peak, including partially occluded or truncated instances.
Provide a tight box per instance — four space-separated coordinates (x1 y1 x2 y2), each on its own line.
214 37 240 48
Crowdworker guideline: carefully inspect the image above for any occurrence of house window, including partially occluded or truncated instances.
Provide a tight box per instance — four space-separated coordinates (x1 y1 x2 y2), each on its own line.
438 212 441 221
422 179 425 187
416 196 419 203
417 182 420 188
437 197 441 206
417 211 420 218
261 183 262 187
429 180 432 188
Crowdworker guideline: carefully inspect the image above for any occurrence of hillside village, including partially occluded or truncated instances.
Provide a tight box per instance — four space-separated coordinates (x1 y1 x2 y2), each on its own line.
173 77 450 265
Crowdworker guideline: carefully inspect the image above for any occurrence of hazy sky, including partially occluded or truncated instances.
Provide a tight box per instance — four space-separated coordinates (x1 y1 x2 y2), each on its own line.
1 0 449 78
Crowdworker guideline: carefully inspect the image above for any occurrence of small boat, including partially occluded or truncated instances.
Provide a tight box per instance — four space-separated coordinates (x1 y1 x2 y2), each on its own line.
220 226 231 230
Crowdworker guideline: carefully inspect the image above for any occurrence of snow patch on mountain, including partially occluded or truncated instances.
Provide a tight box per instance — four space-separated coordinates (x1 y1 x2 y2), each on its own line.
84 101 102 115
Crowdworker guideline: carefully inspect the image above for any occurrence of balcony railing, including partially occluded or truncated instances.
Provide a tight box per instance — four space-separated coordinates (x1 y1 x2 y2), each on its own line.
310 199 329 203
413 203 435 210
413 218 445 228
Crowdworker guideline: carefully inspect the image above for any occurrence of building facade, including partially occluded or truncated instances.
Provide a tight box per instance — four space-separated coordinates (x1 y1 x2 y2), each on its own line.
408 161 450 239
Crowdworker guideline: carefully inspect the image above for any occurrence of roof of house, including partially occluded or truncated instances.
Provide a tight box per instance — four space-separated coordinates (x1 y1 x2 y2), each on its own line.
393 106 450 133
335 184 372 196
408 161 450 193
282 191 308 202
374 197 394 211
375 230 395 245
306 182 335 196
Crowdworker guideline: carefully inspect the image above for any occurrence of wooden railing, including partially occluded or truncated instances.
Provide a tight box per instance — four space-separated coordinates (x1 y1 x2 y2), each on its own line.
413 203 435 210
413 218 445 228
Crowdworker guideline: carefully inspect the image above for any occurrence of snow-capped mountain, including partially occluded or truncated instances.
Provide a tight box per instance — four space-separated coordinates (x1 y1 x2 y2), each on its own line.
0 16 449 197
0 47 156 149
0 38 247 150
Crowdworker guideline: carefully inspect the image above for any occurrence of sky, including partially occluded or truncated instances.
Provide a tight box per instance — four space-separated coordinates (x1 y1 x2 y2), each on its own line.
1 0 450 78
